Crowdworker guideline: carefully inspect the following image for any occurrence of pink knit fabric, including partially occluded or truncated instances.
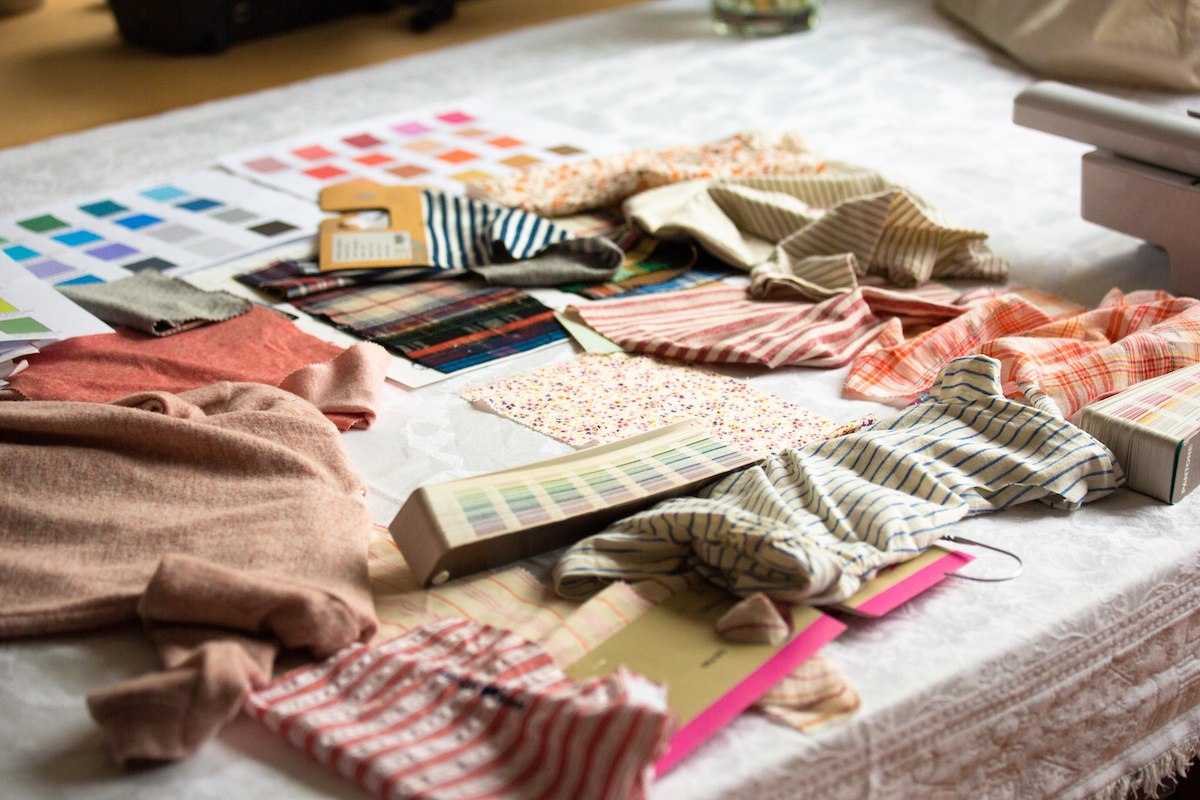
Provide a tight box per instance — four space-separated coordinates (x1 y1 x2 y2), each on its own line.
0 382 379 762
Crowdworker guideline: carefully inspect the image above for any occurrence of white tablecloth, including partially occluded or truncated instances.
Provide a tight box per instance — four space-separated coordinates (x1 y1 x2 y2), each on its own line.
4 2 1200 799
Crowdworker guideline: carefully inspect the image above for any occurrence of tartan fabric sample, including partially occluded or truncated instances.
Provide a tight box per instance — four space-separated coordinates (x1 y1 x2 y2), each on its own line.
846 288 1200 416
292 277 566 374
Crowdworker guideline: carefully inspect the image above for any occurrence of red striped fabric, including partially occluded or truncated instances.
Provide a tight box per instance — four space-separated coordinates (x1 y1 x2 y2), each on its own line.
847 289 1200 415
244 618 675 800
572 282 985 370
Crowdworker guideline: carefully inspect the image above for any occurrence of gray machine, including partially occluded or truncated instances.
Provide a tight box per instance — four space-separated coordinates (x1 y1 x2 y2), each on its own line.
1014 81 1200 297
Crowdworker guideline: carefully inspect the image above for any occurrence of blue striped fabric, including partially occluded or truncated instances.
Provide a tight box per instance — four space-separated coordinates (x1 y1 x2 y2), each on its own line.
553 355 1124 604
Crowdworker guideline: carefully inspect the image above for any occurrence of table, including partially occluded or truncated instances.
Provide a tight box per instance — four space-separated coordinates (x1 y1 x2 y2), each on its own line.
3 1 1200 798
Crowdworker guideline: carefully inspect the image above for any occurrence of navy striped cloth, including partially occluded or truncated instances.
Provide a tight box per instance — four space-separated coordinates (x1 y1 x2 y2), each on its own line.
553 355 1124 604
235 188 622 298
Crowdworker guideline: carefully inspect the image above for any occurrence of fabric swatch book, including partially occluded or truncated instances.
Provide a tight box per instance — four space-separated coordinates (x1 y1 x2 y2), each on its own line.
1078 362 1200 503
563 581 847 776
388 420 761 587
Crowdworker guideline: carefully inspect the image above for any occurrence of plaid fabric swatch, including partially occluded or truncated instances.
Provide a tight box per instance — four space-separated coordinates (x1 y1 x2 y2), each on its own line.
553 355 1122 605
244 618 675 800
291 277 566 374
846 288 1200 415
570 281 989 369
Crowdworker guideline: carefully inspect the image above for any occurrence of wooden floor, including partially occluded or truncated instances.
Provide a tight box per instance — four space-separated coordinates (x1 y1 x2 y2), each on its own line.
0 0 645 150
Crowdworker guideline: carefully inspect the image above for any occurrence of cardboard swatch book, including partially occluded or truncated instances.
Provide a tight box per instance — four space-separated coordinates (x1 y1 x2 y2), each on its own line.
1079 362 1200 504
388 420 761 587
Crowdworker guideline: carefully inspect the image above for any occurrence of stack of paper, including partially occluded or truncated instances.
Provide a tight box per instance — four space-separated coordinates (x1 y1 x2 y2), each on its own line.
0 257 111 388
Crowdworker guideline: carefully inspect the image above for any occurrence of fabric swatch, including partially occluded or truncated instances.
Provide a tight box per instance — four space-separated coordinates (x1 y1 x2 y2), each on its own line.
244 618 675 800
624 167 1009 297
4 305 387 430
570 281 993 370
58 271 252 336
287 276 566 375
846 288 1200 416
461 352 873 455
0 382 379 762
553 355 1122 604
467 131 826 217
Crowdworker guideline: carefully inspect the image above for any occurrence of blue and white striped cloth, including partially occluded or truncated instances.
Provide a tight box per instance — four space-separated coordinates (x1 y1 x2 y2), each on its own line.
420 190 623 286
553 355 1124 604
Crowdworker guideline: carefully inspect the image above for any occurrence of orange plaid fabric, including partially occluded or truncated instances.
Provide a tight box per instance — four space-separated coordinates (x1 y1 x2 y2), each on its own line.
847 288 1200 416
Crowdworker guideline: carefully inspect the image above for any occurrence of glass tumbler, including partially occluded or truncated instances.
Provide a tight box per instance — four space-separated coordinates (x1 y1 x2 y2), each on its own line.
711 0 821 37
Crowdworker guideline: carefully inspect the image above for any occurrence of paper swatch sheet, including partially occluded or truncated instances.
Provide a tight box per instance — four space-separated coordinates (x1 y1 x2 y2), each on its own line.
0 170 324 286
218 100 625 201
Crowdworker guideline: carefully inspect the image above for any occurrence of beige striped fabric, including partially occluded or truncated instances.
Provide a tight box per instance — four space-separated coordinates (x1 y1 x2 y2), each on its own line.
623 164 1008 301
367 527 859 731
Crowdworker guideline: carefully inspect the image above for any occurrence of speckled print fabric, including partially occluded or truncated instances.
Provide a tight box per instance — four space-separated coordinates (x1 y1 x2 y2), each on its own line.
461 352 873 455
465 132 825 217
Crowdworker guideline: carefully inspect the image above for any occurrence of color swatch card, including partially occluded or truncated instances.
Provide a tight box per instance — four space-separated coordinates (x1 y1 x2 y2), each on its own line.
0 258 110 345
0 169 324 287
218 100 624 202
389 420 760 587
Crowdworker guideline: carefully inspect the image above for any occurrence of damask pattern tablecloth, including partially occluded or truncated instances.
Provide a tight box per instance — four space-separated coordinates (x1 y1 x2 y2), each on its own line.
3 1 1200 800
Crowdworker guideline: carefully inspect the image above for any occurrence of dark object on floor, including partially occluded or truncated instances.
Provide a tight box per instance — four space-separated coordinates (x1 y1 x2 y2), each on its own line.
106 0 459 54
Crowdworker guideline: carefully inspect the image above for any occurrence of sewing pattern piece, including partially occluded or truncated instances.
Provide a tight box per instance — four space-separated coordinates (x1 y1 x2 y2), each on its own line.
846 288 1200 415
570 281 987 369
553 355 1123 604
57 271 252 336
466 131 825 217
244 618 676 800
461 352 871 455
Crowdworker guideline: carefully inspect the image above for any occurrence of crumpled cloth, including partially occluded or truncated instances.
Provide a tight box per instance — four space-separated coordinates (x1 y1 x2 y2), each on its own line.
569 280 999 369
0 382 379 763
466 131 825 217
624 166 1009 297
366 539 861 734
846 287 1200 417
3 304 391 430
58 271 252 336
245 618 676 800
553 355 1122 605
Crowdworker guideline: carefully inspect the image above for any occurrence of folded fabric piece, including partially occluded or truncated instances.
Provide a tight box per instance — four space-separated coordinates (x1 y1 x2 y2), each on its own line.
284 276 566 375
847 288 1200 417
570 281 993 369
366 535 860 733
461 352 874 455
553 355 1122 604
245 618 676 800
624 168 1009 298
0 382 379 762
467 131 825 217
58 271 253 336
3 304 389 430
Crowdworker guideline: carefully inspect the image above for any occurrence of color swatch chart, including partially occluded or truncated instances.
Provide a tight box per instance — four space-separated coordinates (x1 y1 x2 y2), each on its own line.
432 430 758 543
218 101 624 202
0 170 324 287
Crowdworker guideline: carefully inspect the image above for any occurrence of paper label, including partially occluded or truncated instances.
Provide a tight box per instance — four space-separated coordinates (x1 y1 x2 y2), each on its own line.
330 231 413 265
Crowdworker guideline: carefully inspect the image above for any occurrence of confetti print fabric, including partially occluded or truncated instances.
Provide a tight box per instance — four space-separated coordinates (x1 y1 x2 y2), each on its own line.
461 353 872 455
